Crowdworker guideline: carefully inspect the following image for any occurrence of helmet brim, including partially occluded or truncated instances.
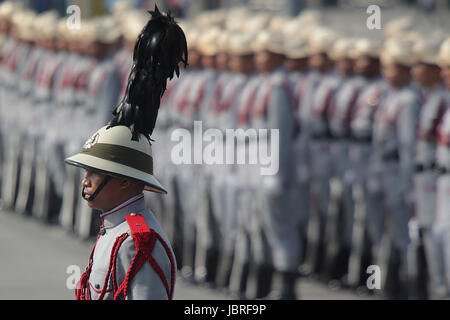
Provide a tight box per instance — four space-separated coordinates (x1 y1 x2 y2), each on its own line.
65 153 167 194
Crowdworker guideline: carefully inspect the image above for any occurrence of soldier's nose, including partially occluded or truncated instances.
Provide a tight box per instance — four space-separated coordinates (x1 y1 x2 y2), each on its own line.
81 177 90 187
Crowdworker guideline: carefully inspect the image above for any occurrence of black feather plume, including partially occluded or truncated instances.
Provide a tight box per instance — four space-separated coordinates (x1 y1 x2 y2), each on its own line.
109 5 188 141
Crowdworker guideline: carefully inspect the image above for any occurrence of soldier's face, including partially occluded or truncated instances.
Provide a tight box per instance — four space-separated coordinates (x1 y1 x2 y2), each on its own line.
283 57 308 72
383 63 411 88
68 40 80 53
335 58 354 77
56 38 67 51
254 51 284 74
442 67 450 90
412 62 441 88
81 170 123 212
308 53 333 73
201 55 216 69
355 56 380 78
216 52 229 71
229 54 254 74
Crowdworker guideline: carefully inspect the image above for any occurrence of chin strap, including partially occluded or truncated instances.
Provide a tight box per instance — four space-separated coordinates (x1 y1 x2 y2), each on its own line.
82 176 112 202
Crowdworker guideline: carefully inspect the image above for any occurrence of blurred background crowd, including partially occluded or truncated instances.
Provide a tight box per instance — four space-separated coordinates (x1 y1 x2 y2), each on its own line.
1 0 450 300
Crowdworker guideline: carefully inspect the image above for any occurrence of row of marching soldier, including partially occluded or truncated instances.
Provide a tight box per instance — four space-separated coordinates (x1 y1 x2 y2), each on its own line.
154 9 450 300
1 1 450 300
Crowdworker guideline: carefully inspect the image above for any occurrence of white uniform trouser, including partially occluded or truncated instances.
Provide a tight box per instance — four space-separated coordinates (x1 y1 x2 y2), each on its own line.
229 159 254 293
431 174 450 297
292 138 310 262
309 139 331 219
413 170 445 296
350 142 383 248
258 175 300 272
221 169 239 256
367 159 410 273
330 139 355 246
308 138 331 269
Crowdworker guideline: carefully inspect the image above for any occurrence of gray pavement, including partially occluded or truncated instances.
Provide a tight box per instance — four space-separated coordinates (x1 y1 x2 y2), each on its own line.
0 210 374 300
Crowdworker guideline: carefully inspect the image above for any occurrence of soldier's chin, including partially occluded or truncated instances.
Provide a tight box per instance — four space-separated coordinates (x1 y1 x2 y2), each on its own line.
86 199 99 210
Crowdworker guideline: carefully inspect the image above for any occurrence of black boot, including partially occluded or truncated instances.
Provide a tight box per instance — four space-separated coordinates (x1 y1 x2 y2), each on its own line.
279 271 298 300
205 247 219 287
255 264 273 299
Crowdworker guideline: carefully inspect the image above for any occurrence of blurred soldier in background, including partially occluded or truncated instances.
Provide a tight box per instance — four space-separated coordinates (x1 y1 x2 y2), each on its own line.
324 36 362 285
433 37 450 299
347 37 386 290
230 32 261 300
249 29 297 299
15 10 59 217
199 27 233 288
190 27 221 286
1 7 35 212
212 32 250 291
410 36 446 299
301 28 337 278
371 37 421 298
282 22 310 269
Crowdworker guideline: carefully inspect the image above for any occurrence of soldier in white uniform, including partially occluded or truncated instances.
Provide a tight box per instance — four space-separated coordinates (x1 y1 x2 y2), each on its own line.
15 11 59 217
248 30 297 299
347 38 386 289
410 37 447 299
228 34 262 299
0 9 35 211
68 127 176 300
65 7 187 300
300 28 338 277
53 19 86 231
324 37 365 283
370 38 421 298
184 28 224 286
0 1 20 198
206 32 243 290
196 29 233 287
282 33 310 268
212 33 257 291
432 37 450 299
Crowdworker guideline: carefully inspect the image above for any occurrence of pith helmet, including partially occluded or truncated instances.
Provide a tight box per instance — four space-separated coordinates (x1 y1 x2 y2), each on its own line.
228 33 254 56
283 34 309 59
413 37 442 66
308 27 338 55
329 37 355 60
438 37 450 68
65 7 189 196
349 37 383 59
0 1 23 20
65 125 166 194
251 30 285 55
197 27 221 56
384 16 413 39
381 37 417 67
